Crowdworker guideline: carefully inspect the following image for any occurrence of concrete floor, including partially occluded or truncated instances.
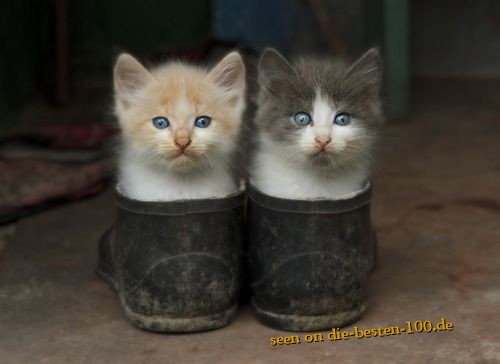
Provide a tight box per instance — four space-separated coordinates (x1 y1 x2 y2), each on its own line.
1 79 500 363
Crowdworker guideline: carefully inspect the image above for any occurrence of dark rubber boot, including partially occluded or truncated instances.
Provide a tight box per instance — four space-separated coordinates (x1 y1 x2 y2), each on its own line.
247 184 375 331
96 188 245 332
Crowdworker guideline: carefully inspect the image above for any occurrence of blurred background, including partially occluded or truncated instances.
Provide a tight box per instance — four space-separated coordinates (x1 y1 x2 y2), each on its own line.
1 0 409 128
2 0 500 129
0 0 408 223
2 0 500 226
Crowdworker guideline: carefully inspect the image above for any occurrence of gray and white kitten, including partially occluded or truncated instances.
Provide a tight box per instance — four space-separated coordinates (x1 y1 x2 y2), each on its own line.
250 48 383 200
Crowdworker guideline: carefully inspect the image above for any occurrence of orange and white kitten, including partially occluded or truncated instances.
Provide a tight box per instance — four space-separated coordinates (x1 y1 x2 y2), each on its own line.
113 52 246 201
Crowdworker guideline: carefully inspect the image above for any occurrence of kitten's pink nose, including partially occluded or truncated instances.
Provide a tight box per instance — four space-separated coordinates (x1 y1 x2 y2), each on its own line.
174 129 191 151
315 136 332 149
175 138 191 151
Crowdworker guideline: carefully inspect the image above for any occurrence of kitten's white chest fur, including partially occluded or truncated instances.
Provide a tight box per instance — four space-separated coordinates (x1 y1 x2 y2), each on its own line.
251 135 370 200
119 149 238 201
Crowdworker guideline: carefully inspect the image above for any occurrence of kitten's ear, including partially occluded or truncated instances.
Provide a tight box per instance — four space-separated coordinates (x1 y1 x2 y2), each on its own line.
208 51 246 104
258 48 296 86
113 53 153 111
346 48 382 85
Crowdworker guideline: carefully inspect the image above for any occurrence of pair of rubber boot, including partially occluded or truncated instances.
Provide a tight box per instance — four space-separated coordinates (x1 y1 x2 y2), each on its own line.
96 183 376 332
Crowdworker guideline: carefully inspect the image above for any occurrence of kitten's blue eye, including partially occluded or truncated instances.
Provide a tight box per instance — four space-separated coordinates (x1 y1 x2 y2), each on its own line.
194 116 211 128
293 112 312 126
152 116 169 129
334 113 351 126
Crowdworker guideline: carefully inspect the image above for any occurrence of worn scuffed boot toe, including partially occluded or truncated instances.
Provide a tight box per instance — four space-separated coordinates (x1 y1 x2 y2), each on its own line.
96 187 245 332
247 183 375 331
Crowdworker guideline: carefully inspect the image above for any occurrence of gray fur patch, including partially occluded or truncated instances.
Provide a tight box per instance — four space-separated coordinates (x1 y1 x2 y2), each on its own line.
253 48 384 170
